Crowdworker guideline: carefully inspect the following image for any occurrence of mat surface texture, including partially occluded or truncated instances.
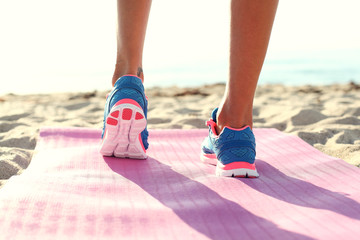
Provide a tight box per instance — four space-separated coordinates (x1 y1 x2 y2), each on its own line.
1 127 360 240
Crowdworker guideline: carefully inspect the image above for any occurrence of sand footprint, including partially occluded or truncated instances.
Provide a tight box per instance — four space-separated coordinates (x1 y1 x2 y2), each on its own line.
291 109 327 126
174 108 201 114
62 102 91 111
148 118 172 125
343 107 360 117
297 130 335 145
173 118 205 128
335 129 360 144
332 116 360 125
0 122 29 133
0 136 36 149
0 113 30 121
0 159 21 180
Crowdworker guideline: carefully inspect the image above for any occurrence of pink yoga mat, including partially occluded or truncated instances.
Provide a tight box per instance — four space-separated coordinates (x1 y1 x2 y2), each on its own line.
1 127 360 239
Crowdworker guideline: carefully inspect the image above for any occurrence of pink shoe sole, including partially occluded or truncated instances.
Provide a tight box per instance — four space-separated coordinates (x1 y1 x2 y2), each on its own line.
100 101 147 159
200 151 259 178
216 161 259 178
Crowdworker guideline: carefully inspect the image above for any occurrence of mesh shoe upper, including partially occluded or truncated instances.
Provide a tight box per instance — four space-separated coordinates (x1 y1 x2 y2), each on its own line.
202 108 256 165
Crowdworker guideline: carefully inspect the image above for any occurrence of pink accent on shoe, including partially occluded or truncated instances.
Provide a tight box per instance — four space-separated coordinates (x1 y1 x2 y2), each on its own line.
110 110 119 118
203 153 217 159
219 162 256 171
224 125 251 131
114 99 142 109
135 112 144 120
106 118 118 126
122 109 133 120
206 119 219 136
138 134 146 153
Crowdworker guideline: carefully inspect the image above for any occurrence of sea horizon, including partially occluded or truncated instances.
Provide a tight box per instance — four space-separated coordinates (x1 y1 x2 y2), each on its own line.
1 48 359 95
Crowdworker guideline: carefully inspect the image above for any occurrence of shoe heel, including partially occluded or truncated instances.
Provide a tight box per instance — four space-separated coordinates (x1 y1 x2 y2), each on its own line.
115 105 146 159
216 162 259 178
100 100 147 159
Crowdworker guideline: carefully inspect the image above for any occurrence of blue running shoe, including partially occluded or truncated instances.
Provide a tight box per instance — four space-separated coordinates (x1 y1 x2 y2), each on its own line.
100 75 148 159
201 108 259 178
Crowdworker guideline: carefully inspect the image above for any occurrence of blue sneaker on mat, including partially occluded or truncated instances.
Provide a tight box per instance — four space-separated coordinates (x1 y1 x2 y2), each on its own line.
201 108 259 178
100 75 148 159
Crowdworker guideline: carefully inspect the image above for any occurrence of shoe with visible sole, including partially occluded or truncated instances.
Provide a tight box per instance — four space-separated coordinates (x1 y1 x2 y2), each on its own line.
201 108 259 178
100 75 148 159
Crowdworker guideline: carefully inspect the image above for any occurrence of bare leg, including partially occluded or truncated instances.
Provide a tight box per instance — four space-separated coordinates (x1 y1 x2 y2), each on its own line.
216 0 278 132
112 0 152 86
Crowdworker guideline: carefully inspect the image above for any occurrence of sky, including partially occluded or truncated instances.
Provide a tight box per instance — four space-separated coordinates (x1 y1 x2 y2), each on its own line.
1 0 360 94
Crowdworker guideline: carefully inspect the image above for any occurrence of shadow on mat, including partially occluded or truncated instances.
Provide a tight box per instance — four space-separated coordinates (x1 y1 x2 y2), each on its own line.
104 156 313 240
241 160 360 221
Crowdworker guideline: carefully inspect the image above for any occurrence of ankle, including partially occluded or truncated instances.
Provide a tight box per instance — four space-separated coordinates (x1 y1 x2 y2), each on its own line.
216 105 253 134
112 61 144 86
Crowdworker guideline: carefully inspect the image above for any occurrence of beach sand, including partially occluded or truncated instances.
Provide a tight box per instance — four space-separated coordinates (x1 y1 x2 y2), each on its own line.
0 83 359 188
